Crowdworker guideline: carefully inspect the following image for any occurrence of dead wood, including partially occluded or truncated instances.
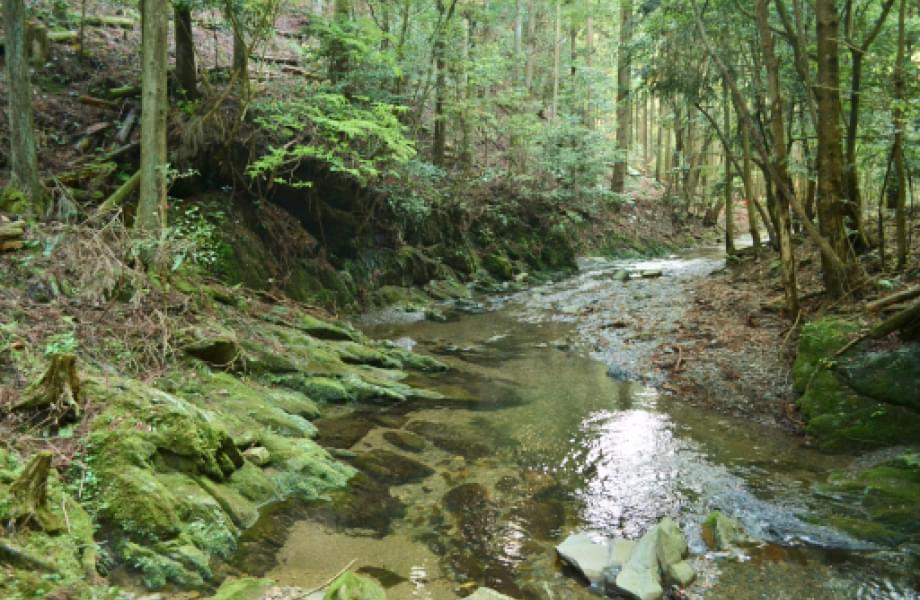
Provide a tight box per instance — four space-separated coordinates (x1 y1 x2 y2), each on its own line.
13 353 84 424
9 451 63 533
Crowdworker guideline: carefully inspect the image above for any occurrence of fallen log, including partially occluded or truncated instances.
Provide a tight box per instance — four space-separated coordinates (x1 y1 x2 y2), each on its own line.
95 170 140 217
78 95 118 109
0 240 25 252
108 85 140 99
0 541 57 571
47 30 78 43
83 15 134 29
0 222 26 240
836 300 920 356
115 108 137 144
867 286 920 313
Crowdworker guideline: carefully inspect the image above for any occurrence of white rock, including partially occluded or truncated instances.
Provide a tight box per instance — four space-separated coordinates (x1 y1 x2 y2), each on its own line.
615 526 664 600
556 533 635 586
467 587 517 599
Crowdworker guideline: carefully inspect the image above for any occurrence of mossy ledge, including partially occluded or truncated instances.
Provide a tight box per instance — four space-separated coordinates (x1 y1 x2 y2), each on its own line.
0 271 450 597
793 317 920 452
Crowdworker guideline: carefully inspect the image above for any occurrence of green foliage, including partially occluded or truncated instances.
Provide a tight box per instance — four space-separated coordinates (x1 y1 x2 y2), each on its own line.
44 316 78 356
168 202 227 270
249 90 415 187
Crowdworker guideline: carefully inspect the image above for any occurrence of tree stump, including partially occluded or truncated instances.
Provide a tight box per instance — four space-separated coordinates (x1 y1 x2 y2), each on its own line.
10 451 63 533
14 353 84 424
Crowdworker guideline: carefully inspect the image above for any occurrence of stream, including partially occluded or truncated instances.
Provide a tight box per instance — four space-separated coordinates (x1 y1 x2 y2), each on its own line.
234 246 920 599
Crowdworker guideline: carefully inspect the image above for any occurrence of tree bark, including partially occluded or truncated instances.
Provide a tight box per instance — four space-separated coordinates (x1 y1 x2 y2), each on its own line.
137 0 168 234
611 0 632 193
3 0 44 211
723 78 734 255
524 0 536 93
174 3 198 99
815 0 856 297
551 0 560 119
432 0 449 165
755 0 798 314
893 0 907 270
10 452 62 533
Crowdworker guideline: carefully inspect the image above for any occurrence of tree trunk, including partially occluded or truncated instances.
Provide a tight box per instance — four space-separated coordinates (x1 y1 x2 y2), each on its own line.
740 118 761 252
551 0 560 119
174 4 198 99
815 0 856 297
432 0 448 165
585 7 593 127
611 0 632 193
3 0 44 212
893 0 907 270
755 0 798 314
723 79 735 255
513 0 522 87
137 0 168 235
524 0 536 94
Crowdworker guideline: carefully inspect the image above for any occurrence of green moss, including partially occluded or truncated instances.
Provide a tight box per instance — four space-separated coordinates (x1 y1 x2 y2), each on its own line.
297 376 355 403
792 317 859 393
797 368 920 451
483 251 514 281
213 577 275 600
816 453 920 545
323 571 386 600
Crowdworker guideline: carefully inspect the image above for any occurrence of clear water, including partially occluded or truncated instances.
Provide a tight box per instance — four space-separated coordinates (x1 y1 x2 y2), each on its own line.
247 249 920 599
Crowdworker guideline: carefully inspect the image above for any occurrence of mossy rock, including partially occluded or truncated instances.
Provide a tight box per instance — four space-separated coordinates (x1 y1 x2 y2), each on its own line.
797 368 920 451
792 317 859 393
837 344 920 412
425 278 472 301
298 376 355 403
816 453 920 545
483 251 514 281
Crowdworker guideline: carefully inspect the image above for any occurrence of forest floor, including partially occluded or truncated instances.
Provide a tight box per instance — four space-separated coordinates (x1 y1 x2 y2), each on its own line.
658 223 920 434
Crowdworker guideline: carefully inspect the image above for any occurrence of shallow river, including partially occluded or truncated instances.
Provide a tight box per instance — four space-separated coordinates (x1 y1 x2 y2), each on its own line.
236 247 920 599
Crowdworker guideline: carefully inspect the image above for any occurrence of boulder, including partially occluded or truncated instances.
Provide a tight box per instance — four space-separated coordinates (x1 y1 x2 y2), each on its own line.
665 560 696 586
655 517 688 566
555 532 634 586
614 526 663 600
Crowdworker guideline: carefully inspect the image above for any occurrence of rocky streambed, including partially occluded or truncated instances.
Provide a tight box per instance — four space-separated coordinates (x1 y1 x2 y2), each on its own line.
226 247 919 599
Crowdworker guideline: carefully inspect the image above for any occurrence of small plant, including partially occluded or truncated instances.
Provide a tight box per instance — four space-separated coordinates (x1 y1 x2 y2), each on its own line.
44 317 78 356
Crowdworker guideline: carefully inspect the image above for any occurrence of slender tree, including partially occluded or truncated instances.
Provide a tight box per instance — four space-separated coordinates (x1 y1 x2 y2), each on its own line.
3 0 44 211
611 0 632 193
174 1 198 99
137 0 169 234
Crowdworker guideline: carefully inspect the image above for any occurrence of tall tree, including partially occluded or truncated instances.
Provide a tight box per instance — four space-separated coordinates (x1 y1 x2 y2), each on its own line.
137 0 169 234
174 0 198 98
3 0 43 211
611 0 632 193
892 0 908 270
814 0 856 297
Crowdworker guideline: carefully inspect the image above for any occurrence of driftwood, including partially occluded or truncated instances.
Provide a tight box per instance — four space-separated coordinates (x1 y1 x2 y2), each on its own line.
14 353 84 424
9 451 63 533
867 286 920 313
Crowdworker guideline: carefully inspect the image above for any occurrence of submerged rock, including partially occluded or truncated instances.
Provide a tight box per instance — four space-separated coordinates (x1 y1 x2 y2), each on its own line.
382 430 427 452
211 576 274 600
701 511 752 550
443 482 490 514
352 449 434 485
405 420 496 459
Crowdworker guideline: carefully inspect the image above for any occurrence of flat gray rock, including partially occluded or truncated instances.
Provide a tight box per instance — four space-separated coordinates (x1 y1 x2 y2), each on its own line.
467 588 517 599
